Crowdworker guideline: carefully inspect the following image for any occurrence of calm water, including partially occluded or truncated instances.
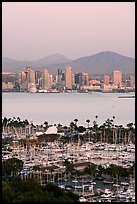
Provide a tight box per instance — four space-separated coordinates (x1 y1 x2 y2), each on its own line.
2 92 135 127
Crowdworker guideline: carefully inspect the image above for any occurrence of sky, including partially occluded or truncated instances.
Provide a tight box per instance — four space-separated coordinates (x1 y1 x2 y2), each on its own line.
2 2 135 60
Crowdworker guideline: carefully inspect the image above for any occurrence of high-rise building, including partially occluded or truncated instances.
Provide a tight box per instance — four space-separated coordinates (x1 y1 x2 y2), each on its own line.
65 66 73 89
35 71 42 84
57 69 62 86
42 69 51 91
103 75 110 85
130 76 135 87
82 72 89 86
19 71 27 84
113 70 122 88
27 67 35 84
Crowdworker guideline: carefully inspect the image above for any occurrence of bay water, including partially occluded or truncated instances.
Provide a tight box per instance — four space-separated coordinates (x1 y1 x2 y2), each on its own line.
2 92 135 127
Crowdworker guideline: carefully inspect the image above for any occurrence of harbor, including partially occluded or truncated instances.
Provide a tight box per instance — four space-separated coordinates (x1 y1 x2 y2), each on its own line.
2 121 135 202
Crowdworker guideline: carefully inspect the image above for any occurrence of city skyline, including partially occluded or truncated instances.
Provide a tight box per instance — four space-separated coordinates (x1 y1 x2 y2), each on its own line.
2 2 135 60
2 65 135 93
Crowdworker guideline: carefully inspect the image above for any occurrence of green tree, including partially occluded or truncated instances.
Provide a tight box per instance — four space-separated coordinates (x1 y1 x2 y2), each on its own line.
63 159 75 179
2 180 14 202
2 158 24 177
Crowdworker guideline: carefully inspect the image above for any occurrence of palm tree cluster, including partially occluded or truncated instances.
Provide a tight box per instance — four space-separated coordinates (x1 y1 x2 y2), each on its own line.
2 116 135 144
71 116 135 144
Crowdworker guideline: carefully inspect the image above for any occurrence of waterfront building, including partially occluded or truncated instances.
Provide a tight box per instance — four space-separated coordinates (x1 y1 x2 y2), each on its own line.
2 82 14 91
42 69 51 91
89 79 101 86
13 81 20 92
65 66 73 89
82 72 89 86
130 76 135 87
113 70 122 88
103 75 110 85
2 72 16 85
102 84 112 92
29 83 37 93
20 81 28 92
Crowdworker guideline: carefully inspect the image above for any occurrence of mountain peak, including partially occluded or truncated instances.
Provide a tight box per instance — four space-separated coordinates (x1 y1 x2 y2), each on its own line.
2 51 135 74
36 53 72 65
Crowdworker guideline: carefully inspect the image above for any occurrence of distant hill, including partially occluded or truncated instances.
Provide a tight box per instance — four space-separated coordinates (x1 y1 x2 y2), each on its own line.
2 54 72 73
2 51 135 75
69 51 135 75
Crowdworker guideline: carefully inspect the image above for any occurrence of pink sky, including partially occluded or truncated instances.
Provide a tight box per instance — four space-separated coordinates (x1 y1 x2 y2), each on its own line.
2 2 135 60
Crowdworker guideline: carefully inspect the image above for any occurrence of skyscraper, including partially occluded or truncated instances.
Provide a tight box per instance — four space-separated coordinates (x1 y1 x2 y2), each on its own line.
35 71 42 84
113 70 122 88
18 71 27 85
65 66 73 89
42 69 51 91
27 67 35 84
57 69 63 86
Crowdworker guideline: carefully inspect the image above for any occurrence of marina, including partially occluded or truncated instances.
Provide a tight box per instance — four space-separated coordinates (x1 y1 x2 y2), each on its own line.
2 127 135 202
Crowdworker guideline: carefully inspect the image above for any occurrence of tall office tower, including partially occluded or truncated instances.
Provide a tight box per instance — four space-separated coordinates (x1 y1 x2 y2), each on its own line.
103 75 110 85
75 73 79 85
27 67 35 84
18 70 28 91
57 69 63 86
50 75 53 86
82 72 89 86
130 76 135 87
74 73 83 87
35 71 42 84
61 72 65 87
65 66 73 89
42 69 51 91
113 70 122 87
20 71 27 84
38 78 42 89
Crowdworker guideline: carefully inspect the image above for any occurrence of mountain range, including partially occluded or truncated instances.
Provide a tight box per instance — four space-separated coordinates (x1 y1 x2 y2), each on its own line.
2 51 135 75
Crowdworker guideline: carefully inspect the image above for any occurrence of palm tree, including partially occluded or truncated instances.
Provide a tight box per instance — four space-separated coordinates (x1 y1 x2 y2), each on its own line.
112 116 115 121
118 125 123 144
17 117 21 122
95 115 98 123
112 116 115 144
98 125 104 143
2 117 8 133
43 121 48 131
86 119 90 129
7 118 12 133
126 123 134 143
24 119 29 125
70 122 75 130
102 123 106 143
57 123 62 132
114 125 118 144
74 119 78 127
70 122 75 138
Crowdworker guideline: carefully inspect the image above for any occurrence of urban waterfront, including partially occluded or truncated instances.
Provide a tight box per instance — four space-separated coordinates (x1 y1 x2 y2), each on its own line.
2 1 135 202
2 92 135 127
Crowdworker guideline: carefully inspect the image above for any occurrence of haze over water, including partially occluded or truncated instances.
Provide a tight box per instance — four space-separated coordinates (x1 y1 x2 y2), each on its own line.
2 92 135 127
